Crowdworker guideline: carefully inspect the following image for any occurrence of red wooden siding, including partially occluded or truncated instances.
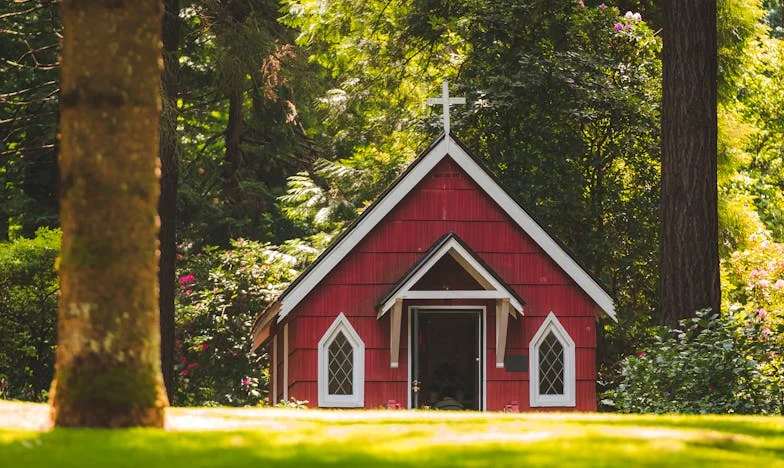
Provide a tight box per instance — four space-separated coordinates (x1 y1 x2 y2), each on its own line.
275 328 284 404
279 156 601 411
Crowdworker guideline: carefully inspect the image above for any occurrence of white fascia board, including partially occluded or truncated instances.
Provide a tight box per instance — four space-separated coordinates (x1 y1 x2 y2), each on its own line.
278 135 616 322
445 140 616 321
278 138 451 322
398 290 512 300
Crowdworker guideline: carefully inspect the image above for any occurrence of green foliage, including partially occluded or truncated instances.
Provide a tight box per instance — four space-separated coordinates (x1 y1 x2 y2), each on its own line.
608 310 782 414
175 0 325 249
733 36 784 240
0 1 61 239
173 238 308 406
0 228 59 401
609 232 784 414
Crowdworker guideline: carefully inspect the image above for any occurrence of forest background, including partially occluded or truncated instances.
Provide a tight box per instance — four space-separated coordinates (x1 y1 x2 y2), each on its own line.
1 0 783 412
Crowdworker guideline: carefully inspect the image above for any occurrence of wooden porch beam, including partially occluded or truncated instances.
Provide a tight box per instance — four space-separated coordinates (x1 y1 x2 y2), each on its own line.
496 298 510 368
381 290 523 313
390 299 403 368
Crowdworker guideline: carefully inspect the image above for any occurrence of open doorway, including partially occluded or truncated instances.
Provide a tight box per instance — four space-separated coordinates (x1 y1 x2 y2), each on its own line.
410 308 483 410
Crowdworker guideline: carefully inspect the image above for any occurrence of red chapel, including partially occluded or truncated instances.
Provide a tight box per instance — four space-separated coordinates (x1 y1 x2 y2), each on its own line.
251 132 616 411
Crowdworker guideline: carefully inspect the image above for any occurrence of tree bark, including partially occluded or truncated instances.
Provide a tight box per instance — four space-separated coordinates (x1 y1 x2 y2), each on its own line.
224 85 244 189
660 0 720 327
51 0 167 427
158 0 180 406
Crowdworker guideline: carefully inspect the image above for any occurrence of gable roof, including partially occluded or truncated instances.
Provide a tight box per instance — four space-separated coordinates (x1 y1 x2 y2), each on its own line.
253 133 616 343
376 232 525 315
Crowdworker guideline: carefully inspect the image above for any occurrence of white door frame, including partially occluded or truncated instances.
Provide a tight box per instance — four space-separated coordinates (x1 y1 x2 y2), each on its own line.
407 305 487 411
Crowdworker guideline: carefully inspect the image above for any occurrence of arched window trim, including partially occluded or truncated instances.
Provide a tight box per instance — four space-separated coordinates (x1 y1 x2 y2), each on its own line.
318 313 365 407
529 312 576 407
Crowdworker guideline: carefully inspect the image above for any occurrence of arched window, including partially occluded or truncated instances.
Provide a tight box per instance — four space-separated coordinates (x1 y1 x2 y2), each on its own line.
529 312 575 407
318 313 365 407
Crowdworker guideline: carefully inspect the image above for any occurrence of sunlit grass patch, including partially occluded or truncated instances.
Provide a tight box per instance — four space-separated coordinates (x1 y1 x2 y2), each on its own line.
0 402 782 467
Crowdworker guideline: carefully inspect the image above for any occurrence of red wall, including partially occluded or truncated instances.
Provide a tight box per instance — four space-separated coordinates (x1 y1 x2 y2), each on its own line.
283 156 599 411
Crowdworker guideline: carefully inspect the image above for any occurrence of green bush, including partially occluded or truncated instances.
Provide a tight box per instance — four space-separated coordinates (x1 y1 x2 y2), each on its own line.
608 309 782 414
608 231 784 414
0 228 60 401
173 238 307 406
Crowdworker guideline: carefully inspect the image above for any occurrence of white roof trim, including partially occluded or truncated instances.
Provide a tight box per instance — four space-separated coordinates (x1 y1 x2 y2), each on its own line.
278 135 616 322
378 237 524 314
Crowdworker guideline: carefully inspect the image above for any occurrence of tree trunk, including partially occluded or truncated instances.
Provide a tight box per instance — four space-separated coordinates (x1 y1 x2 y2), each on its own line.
224 85 244 191
660 0 719 327
51 0 167 427
159 0 180 406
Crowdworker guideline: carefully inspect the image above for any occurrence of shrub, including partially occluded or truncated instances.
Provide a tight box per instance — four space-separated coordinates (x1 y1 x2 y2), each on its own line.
608 309 782 414
608 231 784 414
174 238 304 406
0 228 60 401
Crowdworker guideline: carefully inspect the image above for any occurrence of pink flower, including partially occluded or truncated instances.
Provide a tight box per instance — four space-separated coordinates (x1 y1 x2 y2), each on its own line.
201 343 209 351
758 308 767 320
624 23 634 30
187 362 199 369
762 328 771 338
636 351 646 357
179 356 187 363
178 274 196 284
599 3 607 9
241 378 251 388
750 269 761 278
578 0 584 7
758 279 770 289
614 23 624 31
774 279 784 290
185 290 192 295
180 369 189 376
176 253 184 260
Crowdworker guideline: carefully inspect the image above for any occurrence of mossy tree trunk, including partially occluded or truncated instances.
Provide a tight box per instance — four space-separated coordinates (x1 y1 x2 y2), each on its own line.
51 0 167 427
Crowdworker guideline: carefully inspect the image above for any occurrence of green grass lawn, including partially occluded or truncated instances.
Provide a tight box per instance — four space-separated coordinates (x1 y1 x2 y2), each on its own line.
1 402 783 467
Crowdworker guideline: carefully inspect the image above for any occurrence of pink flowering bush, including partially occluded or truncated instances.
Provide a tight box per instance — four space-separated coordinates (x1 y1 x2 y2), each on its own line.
174 237 307 406
608 231 784 414
723 231 784 329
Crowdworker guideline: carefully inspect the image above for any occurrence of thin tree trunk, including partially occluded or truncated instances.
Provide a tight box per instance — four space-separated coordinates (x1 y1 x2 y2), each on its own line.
660 0 719 327
51 0 167 427
224 85 244 190
159 0 180 406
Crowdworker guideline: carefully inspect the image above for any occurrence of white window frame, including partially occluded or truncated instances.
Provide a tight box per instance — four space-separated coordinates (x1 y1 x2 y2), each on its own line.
529 312 575 407
318 313 365 407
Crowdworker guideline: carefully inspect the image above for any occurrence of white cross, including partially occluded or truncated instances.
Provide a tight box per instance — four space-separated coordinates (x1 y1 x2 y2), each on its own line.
427 81 465 135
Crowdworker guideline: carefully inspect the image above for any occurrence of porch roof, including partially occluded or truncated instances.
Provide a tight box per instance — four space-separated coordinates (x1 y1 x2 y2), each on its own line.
376 232 525 316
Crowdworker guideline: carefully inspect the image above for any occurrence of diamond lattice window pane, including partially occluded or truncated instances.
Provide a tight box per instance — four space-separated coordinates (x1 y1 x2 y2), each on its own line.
538 332 564 395
328 331 354 395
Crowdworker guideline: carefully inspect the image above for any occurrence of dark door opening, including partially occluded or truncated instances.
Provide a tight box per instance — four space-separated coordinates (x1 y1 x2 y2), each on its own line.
411 309 482 410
